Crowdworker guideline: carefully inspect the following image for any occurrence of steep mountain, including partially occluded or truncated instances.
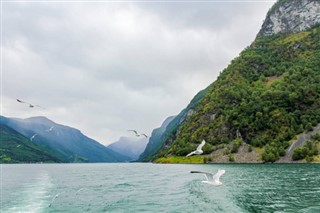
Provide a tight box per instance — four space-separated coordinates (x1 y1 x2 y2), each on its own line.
258 0 320 37
154 0 320 163
107 136 148 161
138 88 209 162
0 123 62 163
1 116 130 162
138 116 175 162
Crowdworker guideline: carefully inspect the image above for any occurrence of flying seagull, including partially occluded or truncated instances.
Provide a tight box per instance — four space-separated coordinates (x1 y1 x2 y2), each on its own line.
141 134 148 138
46 126 55 132
128 130 139 135
49 193 61 207
190 169 225 186
30 134 38 141
16 98 44 109
128 130 148 138
186 140 206 157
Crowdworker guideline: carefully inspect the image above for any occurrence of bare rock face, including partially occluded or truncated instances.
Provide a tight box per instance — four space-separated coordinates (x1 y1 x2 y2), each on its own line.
258 0 320 37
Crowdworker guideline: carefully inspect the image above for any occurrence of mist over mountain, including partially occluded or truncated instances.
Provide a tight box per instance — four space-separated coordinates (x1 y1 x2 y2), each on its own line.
138 88 208 162
1 115 130 163
0 123 62 163
107 136 148 161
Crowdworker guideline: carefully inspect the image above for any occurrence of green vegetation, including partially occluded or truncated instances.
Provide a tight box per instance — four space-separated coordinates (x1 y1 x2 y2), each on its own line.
0 124 63 163
231 138 243 153
292 133 320 162
229 154 235 162
156 25 320 163
140 89 209 162
155 156 206 164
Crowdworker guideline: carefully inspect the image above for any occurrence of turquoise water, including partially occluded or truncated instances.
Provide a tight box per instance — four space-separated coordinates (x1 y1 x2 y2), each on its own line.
1 163 320 212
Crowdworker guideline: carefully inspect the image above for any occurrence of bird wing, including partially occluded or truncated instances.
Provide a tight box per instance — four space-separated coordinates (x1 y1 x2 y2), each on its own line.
212 169 225 183
142 134 148 138
196 140 206 151
17 99 25 103
186 151 196 157
128 130 138 134
35 105 45 109
30 134 37 141
190 171 214 181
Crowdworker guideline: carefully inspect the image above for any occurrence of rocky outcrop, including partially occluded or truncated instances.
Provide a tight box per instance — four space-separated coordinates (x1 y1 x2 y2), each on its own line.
277 124 320 163
209 144 262 164
258 0 320 37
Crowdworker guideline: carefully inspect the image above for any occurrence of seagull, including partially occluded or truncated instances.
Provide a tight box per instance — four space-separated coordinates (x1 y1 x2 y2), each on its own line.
16 98 44 109
186 140 206 157
49 193 60 207
128 129 141 137
141 134 148 138
17 144 21 148
190 169 225 186
46 126 55 132
128 130 139 135
30 134 38 141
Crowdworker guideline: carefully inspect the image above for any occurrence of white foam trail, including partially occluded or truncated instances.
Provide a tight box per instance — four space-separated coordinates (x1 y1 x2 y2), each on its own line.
3 172 52 213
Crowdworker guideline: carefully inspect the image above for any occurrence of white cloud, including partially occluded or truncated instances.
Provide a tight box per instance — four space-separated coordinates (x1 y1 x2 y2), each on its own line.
2 1 274 145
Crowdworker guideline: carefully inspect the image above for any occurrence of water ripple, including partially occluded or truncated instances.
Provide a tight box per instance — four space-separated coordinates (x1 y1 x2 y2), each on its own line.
2 163 320 212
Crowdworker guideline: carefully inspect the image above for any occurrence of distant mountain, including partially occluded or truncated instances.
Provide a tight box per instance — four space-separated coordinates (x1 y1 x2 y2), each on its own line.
153 0 320 163
1 116 130 162
0 123 62 163
138 87 209 162
107 136 148 161
138 116 174 162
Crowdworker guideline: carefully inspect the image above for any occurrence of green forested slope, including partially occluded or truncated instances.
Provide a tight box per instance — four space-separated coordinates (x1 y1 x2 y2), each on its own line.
156 25 320 162
0 124 63 163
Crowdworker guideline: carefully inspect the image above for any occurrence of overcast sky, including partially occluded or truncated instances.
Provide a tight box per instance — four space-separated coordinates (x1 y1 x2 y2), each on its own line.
1 0 275 145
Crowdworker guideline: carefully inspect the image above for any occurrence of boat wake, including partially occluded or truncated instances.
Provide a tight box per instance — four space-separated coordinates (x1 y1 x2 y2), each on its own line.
3 172 52 213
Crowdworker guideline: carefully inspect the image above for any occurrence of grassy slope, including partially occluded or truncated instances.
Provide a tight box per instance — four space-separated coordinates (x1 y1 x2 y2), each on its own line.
156 25 320 163
0 124 63 163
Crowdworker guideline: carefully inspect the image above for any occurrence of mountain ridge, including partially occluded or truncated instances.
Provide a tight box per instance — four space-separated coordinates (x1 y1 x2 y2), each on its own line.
1 115 130 163
151 0 320 163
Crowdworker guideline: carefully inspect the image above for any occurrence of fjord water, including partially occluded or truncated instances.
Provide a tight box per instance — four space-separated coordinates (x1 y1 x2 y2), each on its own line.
1 163 320 213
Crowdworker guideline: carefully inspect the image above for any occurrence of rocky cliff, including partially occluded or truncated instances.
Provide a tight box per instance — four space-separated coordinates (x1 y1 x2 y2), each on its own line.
258 0 320 37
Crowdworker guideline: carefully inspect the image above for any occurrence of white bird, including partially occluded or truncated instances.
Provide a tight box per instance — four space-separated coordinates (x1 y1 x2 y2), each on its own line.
49 193 60 207
30 134 37 141
186 140 206 157
16 98 45 109
46 126 54 132
141 134 148 138
128 129 148 138
128 129 139 135
190 169 225 186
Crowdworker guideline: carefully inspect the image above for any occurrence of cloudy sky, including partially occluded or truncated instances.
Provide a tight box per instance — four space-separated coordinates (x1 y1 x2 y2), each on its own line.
1 0 275 145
